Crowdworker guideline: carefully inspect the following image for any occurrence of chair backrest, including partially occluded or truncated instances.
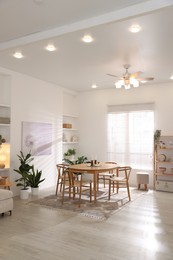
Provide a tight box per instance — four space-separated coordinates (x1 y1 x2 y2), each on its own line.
56 163 69 177
117 166 132 180
105 162 117 172
105 161 117 165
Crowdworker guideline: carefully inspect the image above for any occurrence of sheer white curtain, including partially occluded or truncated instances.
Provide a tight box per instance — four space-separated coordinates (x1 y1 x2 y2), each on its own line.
107 105 154 170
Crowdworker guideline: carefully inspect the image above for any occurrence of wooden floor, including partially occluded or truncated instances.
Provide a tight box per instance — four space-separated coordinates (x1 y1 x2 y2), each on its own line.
0 188 173 260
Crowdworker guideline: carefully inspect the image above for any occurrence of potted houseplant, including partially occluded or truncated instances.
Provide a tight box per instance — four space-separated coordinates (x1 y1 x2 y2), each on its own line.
154 129 161 146
14 151 33 199
64 148 76 161
63 155 88 165
75 156 88 164
27 166 45 196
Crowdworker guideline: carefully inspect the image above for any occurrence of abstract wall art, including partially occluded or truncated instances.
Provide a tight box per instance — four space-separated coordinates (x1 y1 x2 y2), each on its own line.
22 121 52 156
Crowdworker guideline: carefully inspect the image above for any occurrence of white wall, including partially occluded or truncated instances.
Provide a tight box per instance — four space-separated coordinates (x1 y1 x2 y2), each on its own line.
63 91 79 116
78 82 173 188
0 67 63 196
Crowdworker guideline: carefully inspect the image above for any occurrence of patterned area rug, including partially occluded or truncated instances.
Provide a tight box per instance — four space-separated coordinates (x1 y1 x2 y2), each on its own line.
29 187 144 221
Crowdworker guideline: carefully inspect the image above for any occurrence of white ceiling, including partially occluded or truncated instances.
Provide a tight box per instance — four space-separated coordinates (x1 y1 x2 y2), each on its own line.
0 0 173 92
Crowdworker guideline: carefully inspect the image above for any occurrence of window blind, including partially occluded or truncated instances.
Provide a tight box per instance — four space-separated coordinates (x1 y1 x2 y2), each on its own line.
107 103 154 170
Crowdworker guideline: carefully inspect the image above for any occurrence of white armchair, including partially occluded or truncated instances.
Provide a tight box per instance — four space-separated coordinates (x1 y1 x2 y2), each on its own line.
0 189 13 216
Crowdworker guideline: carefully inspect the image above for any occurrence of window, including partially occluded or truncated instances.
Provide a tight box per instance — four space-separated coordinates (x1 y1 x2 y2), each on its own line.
107 105 154 170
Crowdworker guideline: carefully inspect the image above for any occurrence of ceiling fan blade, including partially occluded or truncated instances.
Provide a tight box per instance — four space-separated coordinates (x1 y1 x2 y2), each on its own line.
138 77 154 82
106 73 117 78
130 71 143 78
144 77 154 81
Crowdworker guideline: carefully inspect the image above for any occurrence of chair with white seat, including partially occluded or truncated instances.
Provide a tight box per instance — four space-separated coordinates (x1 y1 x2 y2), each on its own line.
108 166 132 201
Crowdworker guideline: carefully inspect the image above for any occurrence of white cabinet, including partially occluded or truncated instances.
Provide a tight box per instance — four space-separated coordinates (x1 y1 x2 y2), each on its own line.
155 180 173 192
0 104 10 142
63 115 79 157
154 136 173 192
0 74 11 189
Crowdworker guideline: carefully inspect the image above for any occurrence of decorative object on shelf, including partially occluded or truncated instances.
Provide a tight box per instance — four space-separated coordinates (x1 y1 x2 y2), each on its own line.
169 141 173 146
63 133 67 142
159 167 166 174
0 117 10 124
159 141 166 149
0 135 6 145
63 123 72 129
0 162 5 169
154 129 161 145
158 154 166 162
71 135 78 142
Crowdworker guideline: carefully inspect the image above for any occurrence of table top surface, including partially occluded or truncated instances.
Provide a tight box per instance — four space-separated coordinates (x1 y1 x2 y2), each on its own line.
68 163 119 172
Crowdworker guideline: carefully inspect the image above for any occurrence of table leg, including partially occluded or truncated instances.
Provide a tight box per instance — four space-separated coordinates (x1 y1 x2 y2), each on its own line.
93 172 97 204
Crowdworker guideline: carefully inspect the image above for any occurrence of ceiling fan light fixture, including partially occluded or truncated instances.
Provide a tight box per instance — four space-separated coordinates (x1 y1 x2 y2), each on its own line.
110 64 153 90
125 84 131 90
115 80 124 89
115 78 139 90
129 24 141 33
130 78 139 87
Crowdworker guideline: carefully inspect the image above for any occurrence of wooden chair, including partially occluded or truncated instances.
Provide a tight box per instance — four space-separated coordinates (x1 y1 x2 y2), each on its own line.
108 166 132 201
55 163 69 195
61 169 92 207
98 162 117 188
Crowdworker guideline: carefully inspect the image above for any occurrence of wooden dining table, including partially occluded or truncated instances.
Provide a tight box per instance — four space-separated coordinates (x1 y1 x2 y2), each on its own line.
68 163 118 204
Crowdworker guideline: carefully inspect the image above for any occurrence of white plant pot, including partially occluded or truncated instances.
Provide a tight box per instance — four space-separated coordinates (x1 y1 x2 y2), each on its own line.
65 155 75 161
20 189 29 200
31 187 39 196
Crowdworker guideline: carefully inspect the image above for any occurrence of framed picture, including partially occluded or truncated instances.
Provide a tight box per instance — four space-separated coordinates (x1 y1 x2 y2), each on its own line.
22 122 52 156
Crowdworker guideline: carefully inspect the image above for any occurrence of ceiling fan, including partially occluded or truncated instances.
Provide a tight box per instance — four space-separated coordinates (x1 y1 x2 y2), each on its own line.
107 64 154 89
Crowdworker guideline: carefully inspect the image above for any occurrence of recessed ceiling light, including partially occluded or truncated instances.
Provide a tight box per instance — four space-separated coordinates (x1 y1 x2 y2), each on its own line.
129 24 141 33
91 84 97 89
82 35 94 43
45 44 56 52
13 51 24 59
170 75 173 80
